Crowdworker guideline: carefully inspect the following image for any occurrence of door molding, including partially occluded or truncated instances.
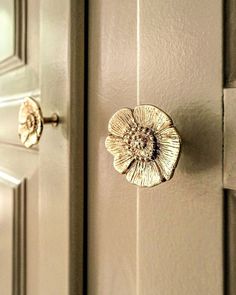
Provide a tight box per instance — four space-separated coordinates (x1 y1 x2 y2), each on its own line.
0 0 26 75
0 171 26 295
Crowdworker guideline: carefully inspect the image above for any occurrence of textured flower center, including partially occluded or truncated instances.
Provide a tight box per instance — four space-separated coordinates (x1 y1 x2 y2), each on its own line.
26 113 37 133
123 125 159 161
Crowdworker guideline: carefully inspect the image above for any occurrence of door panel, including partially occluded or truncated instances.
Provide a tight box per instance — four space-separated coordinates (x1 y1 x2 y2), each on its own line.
0 0 39 293
0 0 26 74
38 0 85 294
0 175 25 295
0 0 15 62
0 0 85 293
0 183 14 295
88 1 137 294
138 1 222 294
0 144 39 294
88 0 223 294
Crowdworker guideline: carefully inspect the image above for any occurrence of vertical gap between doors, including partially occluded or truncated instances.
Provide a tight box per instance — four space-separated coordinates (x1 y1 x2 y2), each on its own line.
84 0 89 293
223 190 229 295
224 0 236 87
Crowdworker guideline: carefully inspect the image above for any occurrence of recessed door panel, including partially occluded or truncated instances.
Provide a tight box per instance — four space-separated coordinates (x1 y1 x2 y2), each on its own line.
0 0 14 61
0 182 14 295
0 172 25 295
0 0 26 74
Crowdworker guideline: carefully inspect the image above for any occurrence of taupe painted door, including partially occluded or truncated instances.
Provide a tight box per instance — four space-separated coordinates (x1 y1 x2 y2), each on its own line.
0 0 84 294
88 1 223 295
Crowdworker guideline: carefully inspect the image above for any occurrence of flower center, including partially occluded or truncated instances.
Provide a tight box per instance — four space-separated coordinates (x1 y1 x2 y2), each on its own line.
123 125 159 162
26 113 37 133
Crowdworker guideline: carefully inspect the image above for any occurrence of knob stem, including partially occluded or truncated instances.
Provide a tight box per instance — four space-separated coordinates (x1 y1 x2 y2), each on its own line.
44 113 59 126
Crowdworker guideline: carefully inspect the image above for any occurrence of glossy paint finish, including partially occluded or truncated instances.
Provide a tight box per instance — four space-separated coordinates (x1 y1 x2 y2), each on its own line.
88 0 223 294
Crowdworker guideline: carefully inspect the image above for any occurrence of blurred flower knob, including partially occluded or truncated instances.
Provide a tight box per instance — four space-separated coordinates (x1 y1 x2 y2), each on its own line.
18 97 59 148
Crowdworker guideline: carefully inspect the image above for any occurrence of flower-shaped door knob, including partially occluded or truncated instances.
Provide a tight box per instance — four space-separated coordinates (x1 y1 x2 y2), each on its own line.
105 105 181 187
18 97 59 148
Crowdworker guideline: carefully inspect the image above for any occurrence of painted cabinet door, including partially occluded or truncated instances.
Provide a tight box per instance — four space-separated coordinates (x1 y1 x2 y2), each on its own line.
88 1 223 295
0 0 84 294
0 1 39 294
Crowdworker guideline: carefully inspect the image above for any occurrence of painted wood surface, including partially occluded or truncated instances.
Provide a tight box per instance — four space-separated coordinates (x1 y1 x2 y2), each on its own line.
88 0 223 294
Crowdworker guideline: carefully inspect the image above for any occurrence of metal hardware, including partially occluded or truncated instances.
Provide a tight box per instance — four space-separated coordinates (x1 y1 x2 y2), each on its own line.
18 97 59 148
105 105 181 187
43 113 59 126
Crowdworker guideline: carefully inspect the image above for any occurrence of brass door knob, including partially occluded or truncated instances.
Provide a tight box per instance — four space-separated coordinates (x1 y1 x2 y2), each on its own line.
18 97 59 148
105 105 181 187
